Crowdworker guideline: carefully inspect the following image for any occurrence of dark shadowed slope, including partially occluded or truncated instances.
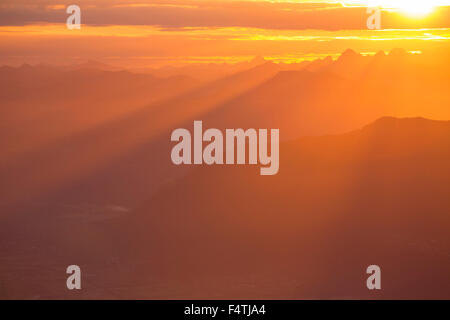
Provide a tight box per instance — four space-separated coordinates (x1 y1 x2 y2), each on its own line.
1 49 449 212
1 117 448 299
120 117 450 299
0 61 281 209
0 65 199 159
1 50 449 299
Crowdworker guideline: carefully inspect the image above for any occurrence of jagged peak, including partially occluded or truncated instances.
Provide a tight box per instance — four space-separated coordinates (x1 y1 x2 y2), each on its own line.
250 56 266 64
362 117 448 133
374 50 386 57
389 48 408 56
341 48 359 57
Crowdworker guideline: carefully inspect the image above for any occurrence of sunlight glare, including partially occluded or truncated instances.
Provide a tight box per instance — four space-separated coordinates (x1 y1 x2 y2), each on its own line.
344 0 445 17
397 0 436 16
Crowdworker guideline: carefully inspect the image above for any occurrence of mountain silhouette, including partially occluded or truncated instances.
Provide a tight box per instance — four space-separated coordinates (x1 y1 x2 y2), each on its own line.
1 117 448 299
0 49 449 299
119 117 450 299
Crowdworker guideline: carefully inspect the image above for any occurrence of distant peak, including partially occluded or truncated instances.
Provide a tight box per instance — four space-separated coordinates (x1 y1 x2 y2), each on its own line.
371 50 386 63
389 48 408 56
81 60 107 67
337 49 360 62
250 56 266 65
363 117 445 132
371 116 402 125
254 60 277 70
19 63 33 69
72 60 120 72
341 49 358 57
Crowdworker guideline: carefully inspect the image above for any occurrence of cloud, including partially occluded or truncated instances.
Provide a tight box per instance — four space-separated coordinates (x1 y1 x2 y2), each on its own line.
0 1 449 30
0 1 449 66
0 24 448 67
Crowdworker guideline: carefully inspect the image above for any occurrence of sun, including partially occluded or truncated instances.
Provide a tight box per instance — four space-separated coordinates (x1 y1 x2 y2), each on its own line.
396 0 436 16
344 1 442 17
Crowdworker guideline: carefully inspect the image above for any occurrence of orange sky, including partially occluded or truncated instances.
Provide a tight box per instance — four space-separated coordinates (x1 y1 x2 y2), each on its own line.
0 0 449 67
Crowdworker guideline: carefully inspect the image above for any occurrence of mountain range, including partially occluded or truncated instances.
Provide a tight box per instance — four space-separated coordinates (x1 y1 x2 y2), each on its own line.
0 49 449 299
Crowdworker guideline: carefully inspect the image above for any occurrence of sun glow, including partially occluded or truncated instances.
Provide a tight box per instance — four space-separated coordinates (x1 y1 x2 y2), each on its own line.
395 0 436 16
343 0 448 16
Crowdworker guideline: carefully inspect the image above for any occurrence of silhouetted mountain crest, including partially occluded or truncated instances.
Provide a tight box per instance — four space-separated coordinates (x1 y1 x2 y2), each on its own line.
389 48 408 57
305 56 334 71
250 56 267 65
338 48 359 61
360 117 450 137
